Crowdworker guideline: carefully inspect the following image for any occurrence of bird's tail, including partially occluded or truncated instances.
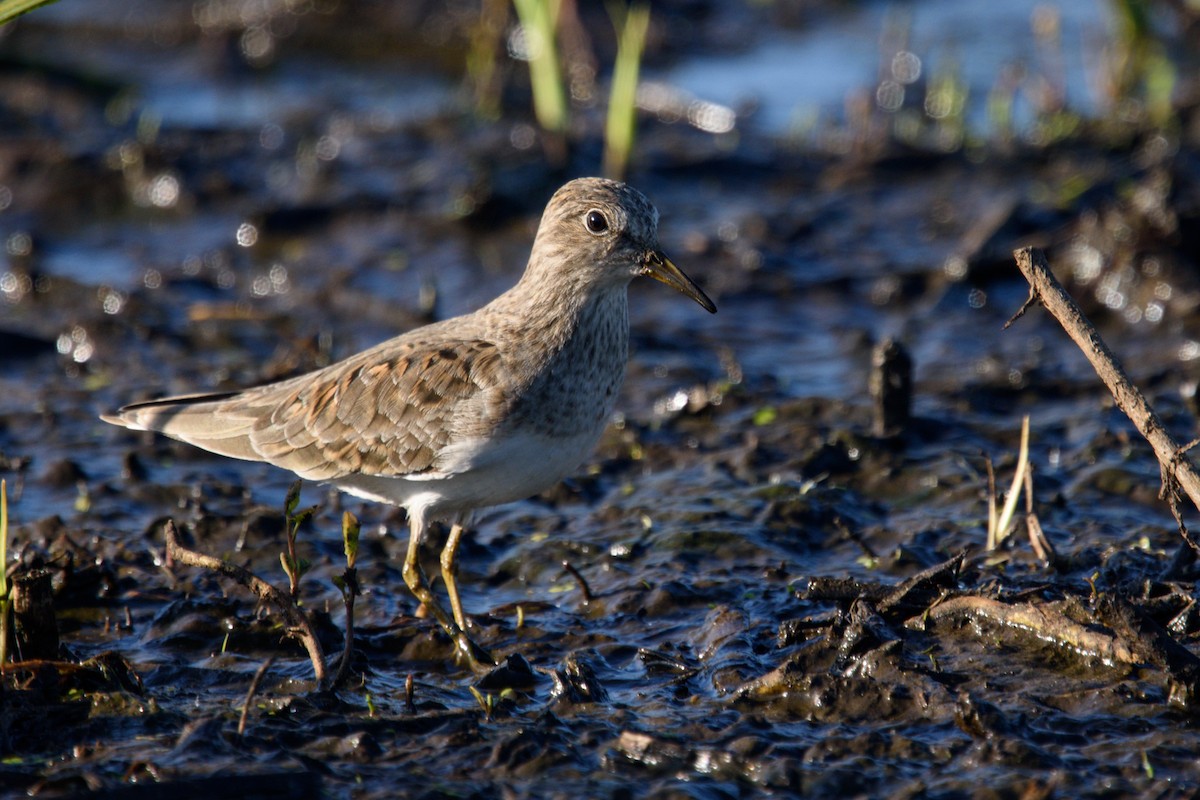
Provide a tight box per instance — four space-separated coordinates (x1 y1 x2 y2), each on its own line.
102 392 263 462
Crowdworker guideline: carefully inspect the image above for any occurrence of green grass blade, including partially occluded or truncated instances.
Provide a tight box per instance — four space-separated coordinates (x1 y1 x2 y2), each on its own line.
604 3 651 180
512 0 567 134
0 0 60 26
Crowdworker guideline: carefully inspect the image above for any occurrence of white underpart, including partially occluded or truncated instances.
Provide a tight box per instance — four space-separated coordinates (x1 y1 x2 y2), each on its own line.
332 426 605 526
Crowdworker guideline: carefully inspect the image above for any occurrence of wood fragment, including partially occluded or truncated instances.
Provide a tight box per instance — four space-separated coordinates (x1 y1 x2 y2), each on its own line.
1009 247 1200 555
919 595 1145 666
1095 595 1200 705
163 520 328 687
876 552 964 621
1023 463 1057 565
12 569 58 661
870 338 912 438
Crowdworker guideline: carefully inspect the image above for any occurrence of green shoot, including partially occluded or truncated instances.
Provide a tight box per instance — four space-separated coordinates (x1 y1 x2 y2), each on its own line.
511 0 567 136
281 481 316 602
604 3 651 180
466 0 508 120
469 685 495 720
0 0 59 26
342 511 360 570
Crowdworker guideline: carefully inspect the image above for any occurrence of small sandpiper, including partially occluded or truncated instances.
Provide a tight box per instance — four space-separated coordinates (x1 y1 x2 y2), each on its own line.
104 177 716 668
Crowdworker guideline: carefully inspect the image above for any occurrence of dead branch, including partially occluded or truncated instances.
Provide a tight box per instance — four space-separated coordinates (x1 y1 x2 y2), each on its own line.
1009 247 1200 556
163 520 328 687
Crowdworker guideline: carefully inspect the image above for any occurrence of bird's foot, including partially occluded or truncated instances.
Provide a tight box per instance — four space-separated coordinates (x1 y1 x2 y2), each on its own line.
452 628 496 673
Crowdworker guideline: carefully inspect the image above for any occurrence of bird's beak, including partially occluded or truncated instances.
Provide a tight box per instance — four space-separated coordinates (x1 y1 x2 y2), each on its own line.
641 250 717 313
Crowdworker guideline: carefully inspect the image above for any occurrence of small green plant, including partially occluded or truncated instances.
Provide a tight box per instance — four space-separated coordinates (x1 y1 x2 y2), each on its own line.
511 0 568 137
341 510 360 570
281 481 316 602
0 0 59 26
469 685 494 719
332 510 361 685
467 0 509 121
1108 0 1177 127
604 3 651 179
506 0 652 171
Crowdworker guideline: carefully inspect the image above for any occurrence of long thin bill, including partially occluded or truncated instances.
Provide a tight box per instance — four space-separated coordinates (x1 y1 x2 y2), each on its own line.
642 251 717 313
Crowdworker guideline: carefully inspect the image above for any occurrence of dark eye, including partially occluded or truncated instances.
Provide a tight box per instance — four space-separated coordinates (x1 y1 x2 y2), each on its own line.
584 209 609 235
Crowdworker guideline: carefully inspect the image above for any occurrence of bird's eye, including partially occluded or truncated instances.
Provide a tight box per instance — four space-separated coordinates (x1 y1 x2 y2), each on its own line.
584 209 609 235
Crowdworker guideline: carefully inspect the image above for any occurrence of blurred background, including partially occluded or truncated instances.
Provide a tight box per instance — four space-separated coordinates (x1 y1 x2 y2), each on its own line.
3 1 1200 795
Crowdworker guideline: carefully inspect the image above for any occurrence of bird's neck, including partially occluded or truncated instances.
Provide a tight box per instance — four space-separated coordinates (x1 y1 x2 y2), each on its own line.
489 275 631 437
490 263 628 355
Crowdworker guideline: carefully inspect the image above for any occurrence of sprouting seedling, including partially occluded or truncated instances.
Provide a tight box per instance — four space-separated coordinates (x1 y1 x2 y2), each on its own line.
280 481 317 602
469 685 496 720
332 510 361 686
342 510 360 570
331 511 360 600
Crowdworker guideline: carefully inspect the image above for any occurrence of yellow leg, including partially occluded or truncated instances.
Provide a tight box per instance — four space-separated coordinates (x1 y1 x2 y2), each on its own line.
401 514 495 670
441 523 468 632
401 514 456 634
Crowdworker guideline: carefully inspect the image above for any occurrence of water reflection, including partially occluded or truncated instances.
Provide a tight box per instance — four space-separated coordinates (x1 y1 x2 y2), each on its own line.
664 0 1108 137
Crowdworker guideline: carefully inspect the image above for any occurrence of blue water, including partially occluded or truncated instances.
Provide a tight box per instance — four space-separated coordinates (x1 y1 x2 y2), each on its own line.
664 0 1109 136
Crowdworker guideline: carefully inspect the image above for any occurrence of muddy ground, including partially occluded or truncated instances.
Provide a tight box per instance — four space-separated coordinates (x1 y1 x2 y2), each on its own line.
3 1 1200 798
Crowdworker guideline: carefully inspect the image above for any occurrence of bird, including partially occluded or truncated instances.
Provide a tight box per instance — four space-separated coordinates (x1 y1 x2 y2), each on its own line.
103 177 717 669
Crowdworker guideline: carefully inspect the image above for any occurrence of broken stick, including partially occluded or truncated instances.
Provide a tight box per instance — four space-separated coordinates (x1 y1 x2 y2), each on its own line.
1009 247 1200 555
163 519 329 686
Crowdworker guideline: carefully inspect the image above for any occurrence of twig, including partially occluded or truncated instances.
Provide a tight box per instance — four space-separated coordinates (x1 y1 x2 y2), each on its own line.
163 520 328 687
1096 594 1200 704
238 657 275 736
1024 463 1058 565
561 560 594 602
1009 247 1200 556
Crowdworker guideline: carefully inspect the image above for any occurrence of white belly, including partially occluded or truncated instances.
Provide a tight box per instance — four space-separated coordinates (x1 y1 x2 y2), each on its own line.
331 426 604 519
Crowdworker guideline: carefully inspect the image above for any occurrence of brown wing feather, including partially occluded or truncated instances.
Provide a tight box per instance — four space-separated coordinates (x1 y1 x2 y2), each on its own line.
241 337 509 480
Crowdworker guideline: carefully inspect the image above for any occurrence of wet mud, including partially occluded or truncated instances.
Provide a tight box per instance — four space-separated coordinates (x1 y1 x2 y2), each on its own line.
3 1 1200 797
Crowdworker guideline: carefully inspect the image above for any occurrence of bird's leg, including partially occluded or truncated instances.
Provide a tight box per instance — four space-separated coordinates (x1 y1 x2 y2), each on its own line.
440 523 469 632
401 514 494 670
401 514 456 634
440 521 495 669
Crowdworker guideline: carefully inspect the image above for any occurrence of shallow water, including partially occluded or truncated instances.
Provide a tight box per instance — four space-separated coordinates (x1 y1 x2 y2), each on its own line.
3 2 1200 797
667 0 1109 135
